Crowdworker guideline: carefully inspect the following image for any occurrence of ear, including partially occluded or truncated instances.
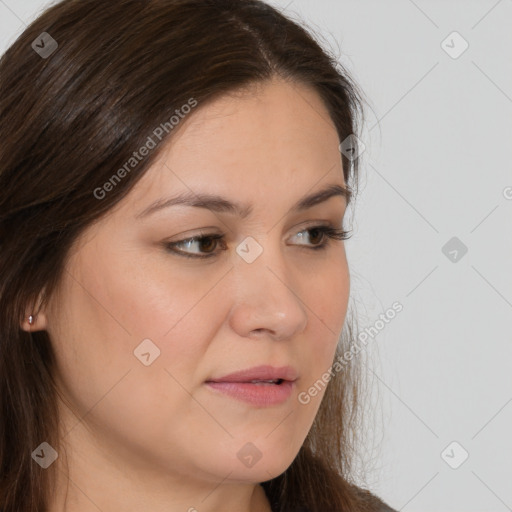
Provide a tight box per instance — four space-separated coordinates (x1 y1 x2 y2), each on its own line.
20 290 49 332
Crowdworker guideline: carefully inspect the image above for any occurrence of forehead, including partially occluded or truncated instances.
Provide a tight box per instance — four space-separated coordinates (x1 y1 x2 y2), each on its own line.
121 78 345 214
169 78 339 157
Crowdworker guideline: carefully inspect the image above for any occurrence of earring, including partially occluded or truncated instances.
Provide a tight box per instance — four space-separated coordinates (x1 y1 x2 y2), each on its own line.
28 315 34 325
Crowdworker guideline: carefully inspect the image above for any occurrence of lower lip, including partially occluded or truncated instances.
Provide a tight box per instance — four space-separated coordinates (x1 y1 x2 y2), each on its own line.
205 380 295 407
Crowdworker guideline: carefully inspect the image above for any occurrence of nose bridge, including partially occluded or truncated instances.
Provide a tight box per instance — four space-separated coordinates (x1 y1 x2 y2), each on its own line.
228 236 308 340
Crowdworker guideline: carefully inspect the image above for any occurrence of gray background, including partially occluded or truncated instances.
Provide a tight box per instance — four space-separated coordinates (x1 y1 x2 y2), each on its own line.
1 1 511 510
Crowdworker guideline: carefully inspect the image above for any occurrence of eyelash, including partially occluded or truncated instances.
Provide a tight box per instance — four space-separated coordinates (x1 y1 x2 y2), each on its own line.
164 225 352 260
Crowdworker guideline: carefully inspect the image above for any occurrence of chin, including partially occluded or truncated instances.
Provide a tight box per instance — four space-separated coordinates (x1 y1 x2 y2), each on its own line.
222 460 294 484
225 440 300 482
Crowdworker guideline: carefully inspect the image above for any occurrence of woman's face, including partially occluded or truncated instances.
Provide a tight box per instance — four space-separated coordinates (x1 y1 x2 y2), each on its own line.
39 78 350 491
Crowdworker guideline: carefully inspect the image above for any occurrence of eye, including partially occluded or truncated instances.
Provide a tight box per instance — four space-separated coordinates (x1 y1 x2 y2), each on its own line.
164 225 351 259
290 225 351 250
164 233 226 259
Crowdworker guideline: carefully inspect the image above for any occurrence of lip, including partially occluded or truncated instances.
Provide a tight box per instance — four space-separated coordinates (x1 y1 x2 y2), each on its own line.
205 365 298 383
205 365 298 407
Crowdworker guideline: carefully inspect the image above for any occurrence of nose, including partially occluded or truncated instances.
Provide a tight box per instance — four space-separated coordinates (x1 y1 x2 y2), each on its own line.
227 242 308 341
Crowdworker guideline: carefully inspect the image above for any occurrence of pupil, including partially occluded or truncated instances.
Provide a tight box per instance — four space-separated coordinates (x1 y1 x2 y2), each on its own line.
201 237 216 252
309 229 323 245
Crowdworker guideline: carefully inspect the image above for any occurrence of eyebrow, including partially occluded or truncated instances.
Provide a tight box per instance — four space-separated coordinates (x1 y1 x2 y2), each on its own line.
135 183 351 220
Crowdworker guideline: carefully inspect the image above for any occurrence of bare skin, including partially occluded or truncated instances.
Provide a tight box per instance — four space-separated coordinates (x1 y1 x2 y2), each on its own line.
22 77 350 512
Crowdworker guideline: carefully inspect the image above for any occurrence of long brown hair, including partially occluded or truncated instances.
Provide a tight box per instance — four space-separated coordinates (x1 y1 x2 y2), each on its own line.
0 1 391 510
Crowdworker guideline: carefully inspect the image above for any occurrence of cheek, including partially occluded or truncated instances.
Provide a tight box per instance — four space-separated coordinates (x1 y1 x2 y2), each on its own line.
49 259 230 470
103 250 232 342
74 250 232 389
306 254 350 338
296 257 349 403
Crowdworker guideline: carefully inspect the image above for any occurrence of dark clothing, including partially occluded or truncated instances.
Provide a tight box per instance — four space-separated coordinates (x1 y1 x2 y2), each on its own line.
269 494 398 511
281 503 397 512
272 506 397 512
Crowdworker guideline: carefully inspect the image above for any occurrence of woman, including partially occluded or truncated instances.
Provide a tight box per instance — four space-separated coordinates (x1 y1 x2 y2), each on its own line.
0 0 397 510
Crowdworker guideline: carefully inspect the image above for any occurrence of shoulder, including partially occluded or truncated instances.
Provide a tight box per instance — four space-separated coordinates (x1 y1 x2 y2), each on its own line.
293 493 398 512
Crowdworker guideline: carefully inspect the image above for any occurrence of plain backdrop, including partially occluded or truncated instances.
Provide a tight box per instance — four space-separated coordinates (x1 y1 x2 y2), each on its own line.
1 1 511 511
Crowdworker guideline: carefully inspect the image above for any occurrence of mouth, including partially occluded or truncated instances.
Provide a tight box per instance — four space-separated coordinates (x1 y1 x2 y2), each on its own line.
204 365 298 407
205 364 298 384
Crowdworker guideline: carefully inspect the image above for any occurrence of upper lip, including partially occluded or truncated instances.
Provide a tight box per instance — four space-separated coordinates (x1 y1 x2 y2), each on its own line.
206 365 298 383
